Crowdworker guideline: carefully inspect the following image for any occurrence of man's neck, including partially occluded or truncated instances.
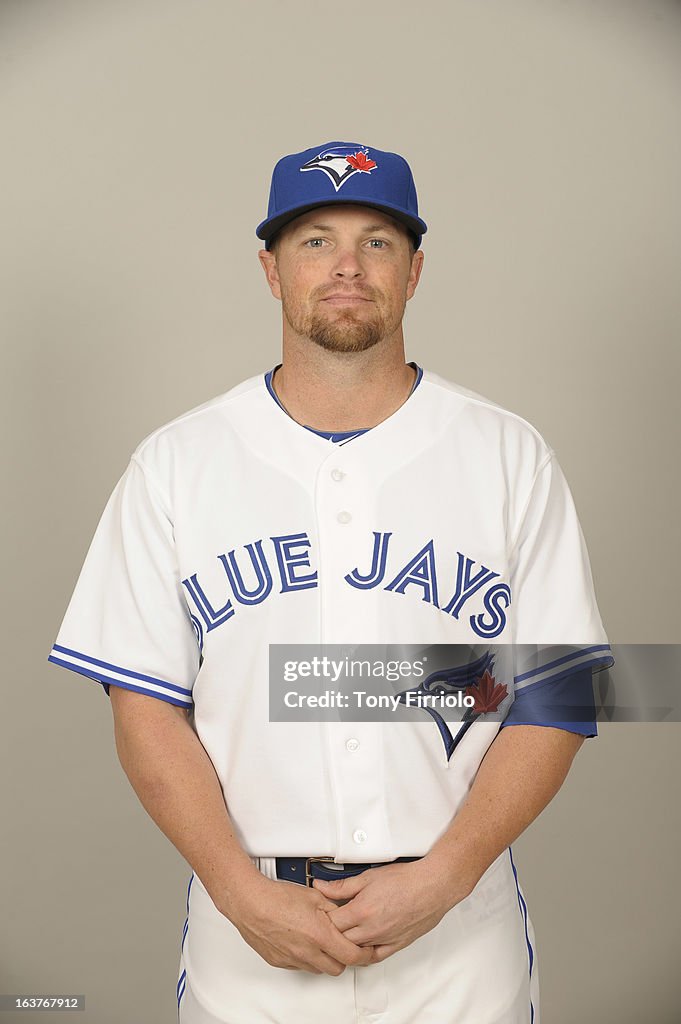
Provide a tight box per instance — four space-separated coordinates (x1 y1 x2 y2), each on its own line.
271 340 417 432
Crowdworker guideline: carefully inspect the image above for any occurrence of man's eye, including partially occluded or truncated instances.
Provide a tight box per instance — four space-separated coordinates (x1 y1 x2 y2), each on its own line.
304 238 325 247
368 239 387 248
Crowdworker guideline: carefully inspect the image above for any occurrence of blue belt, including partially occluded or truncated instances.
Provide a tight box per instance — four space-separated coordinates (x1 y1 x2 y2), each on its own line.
275 856 422 887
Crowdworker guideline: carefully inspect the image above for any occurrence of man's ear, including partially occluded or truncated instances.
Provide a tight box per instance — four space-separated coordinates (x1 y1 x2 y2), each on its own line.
258 248 282 300
406 248 424 301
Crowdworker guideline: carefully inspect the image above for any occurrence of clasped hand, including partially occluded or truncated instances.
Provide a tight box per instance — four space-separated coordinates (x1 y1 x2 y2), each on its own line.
313 858 457 964
228 856 465 975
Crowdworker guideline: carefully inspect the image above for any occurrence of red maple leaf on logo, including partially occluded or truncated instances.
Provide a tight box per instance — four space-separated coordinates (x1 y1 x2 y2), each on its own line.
465 670 508 714
347 152 377 172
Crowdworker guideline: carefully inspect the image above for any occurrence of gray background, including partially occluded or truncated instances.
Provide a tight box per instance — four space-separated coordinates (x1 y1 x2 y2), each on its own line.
2 1 680 1021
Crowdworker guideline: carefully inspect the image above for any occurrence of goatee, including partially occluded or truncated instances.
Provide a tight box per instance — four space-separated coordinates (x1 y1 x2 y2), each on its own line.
307 312 386 353
284 307 388 353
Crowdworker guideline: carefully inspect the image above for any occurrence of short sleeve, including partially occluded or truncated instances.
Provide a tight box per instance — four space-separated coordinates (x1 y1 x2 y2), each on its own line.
501 666 598 737
508 450 614 720
48 455 199 708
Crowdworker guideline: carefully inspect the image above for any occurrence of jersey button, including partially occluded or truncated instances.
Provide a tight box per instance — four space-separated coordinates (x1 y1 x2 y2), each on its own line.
331 468 345 482
352 829 368 845
346 738 360 752
336 510 352 524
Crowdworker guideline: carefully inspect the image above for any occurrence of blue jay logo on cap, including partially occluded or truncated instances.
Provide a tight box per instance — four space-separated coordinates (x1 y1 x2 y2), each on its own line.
300 145 378 192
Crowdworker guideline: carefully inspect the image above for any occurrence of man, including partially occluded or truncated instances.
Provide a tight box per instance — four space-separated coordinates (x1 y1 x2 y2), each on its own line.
48 141 613 1024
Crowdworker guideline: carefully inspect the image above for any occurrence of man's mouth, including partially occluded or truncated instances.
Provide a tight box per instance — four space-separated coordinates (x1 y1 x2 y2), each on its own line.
321 295 372 305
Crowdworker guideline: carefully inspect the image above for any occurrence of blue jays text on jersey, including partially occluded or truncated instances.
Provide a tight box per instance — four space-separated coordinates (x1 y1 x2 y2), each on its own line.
182 529 511 652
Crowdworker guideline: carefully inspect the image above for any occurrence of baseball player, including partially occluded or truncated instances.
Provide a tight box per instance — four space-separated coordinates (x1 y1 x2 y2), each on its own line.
48 141 613 1024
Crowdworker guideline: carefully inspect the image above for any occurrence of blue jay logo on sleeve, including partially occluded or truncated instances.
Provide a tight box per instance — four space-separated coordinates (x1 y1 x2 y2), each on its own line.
181 529 511 640
300 145 378 191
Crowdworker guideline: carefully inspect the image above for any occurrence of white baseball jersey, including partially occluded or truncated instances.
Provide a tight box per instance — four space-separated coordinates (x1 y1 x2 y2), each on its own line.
48 365 612 1024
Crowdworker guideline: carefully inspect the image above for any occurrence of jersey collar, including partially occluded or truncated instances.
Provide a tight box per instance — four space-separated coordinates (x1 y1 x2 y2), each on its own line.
263 362 423 445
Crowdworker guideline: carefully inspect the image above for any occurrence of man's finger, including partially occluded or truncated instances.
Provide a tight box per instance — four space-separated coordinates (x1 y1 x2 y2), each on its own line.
312 892 352 915
319 918 375 967
324 902 368 936
334 924 376 945
313 874 369 900
311 896 369 941
369 943 399 963
304 953 347 976
324 934 375 968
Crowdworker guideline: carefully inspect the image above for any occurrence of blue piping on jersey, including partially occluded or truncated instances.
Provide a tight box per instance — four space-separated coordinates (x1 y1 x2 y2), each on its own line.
182 873 194 951
177 873 194 1016
509 847 535 1024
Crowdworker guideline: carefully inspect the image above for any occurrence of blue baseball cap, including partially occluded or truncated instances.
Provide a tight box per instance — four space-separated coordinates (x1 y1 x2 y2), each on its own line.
256 141 428 250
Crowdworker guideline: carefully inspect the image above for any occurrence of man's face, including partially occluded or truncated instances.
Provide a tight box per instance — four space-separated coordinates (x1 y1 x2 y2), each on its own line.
259 205 424 353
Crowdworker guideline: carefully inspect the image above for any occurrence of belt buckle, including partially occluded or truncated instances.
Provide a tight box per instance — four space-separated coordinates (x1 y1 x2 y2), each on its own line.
305 856 336 887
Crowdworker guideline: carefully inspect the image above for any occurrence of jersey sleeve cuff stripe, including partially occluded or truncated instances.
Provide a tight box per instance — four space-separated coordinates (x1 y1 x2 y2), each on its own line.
47 656 194 708
50 644 193 696
514 663 609 696
48 651 192 708
514 645 614 691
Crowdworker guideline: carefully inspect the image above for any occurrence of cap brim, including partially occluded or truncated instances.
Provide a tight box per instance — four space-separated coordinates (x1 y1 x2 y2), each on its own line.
256 198 427 249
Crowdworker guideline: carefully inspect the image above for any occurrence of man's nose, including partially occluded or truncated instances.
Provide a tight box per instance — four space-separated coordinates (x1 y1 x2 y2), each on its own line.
331 247 365 277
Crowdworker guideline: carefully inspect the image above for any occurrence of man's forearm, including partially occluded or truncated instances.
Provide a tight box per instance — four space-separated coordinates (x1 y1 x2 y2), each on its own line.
110 694 582 923
110 690 261 915
425 725 584 898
